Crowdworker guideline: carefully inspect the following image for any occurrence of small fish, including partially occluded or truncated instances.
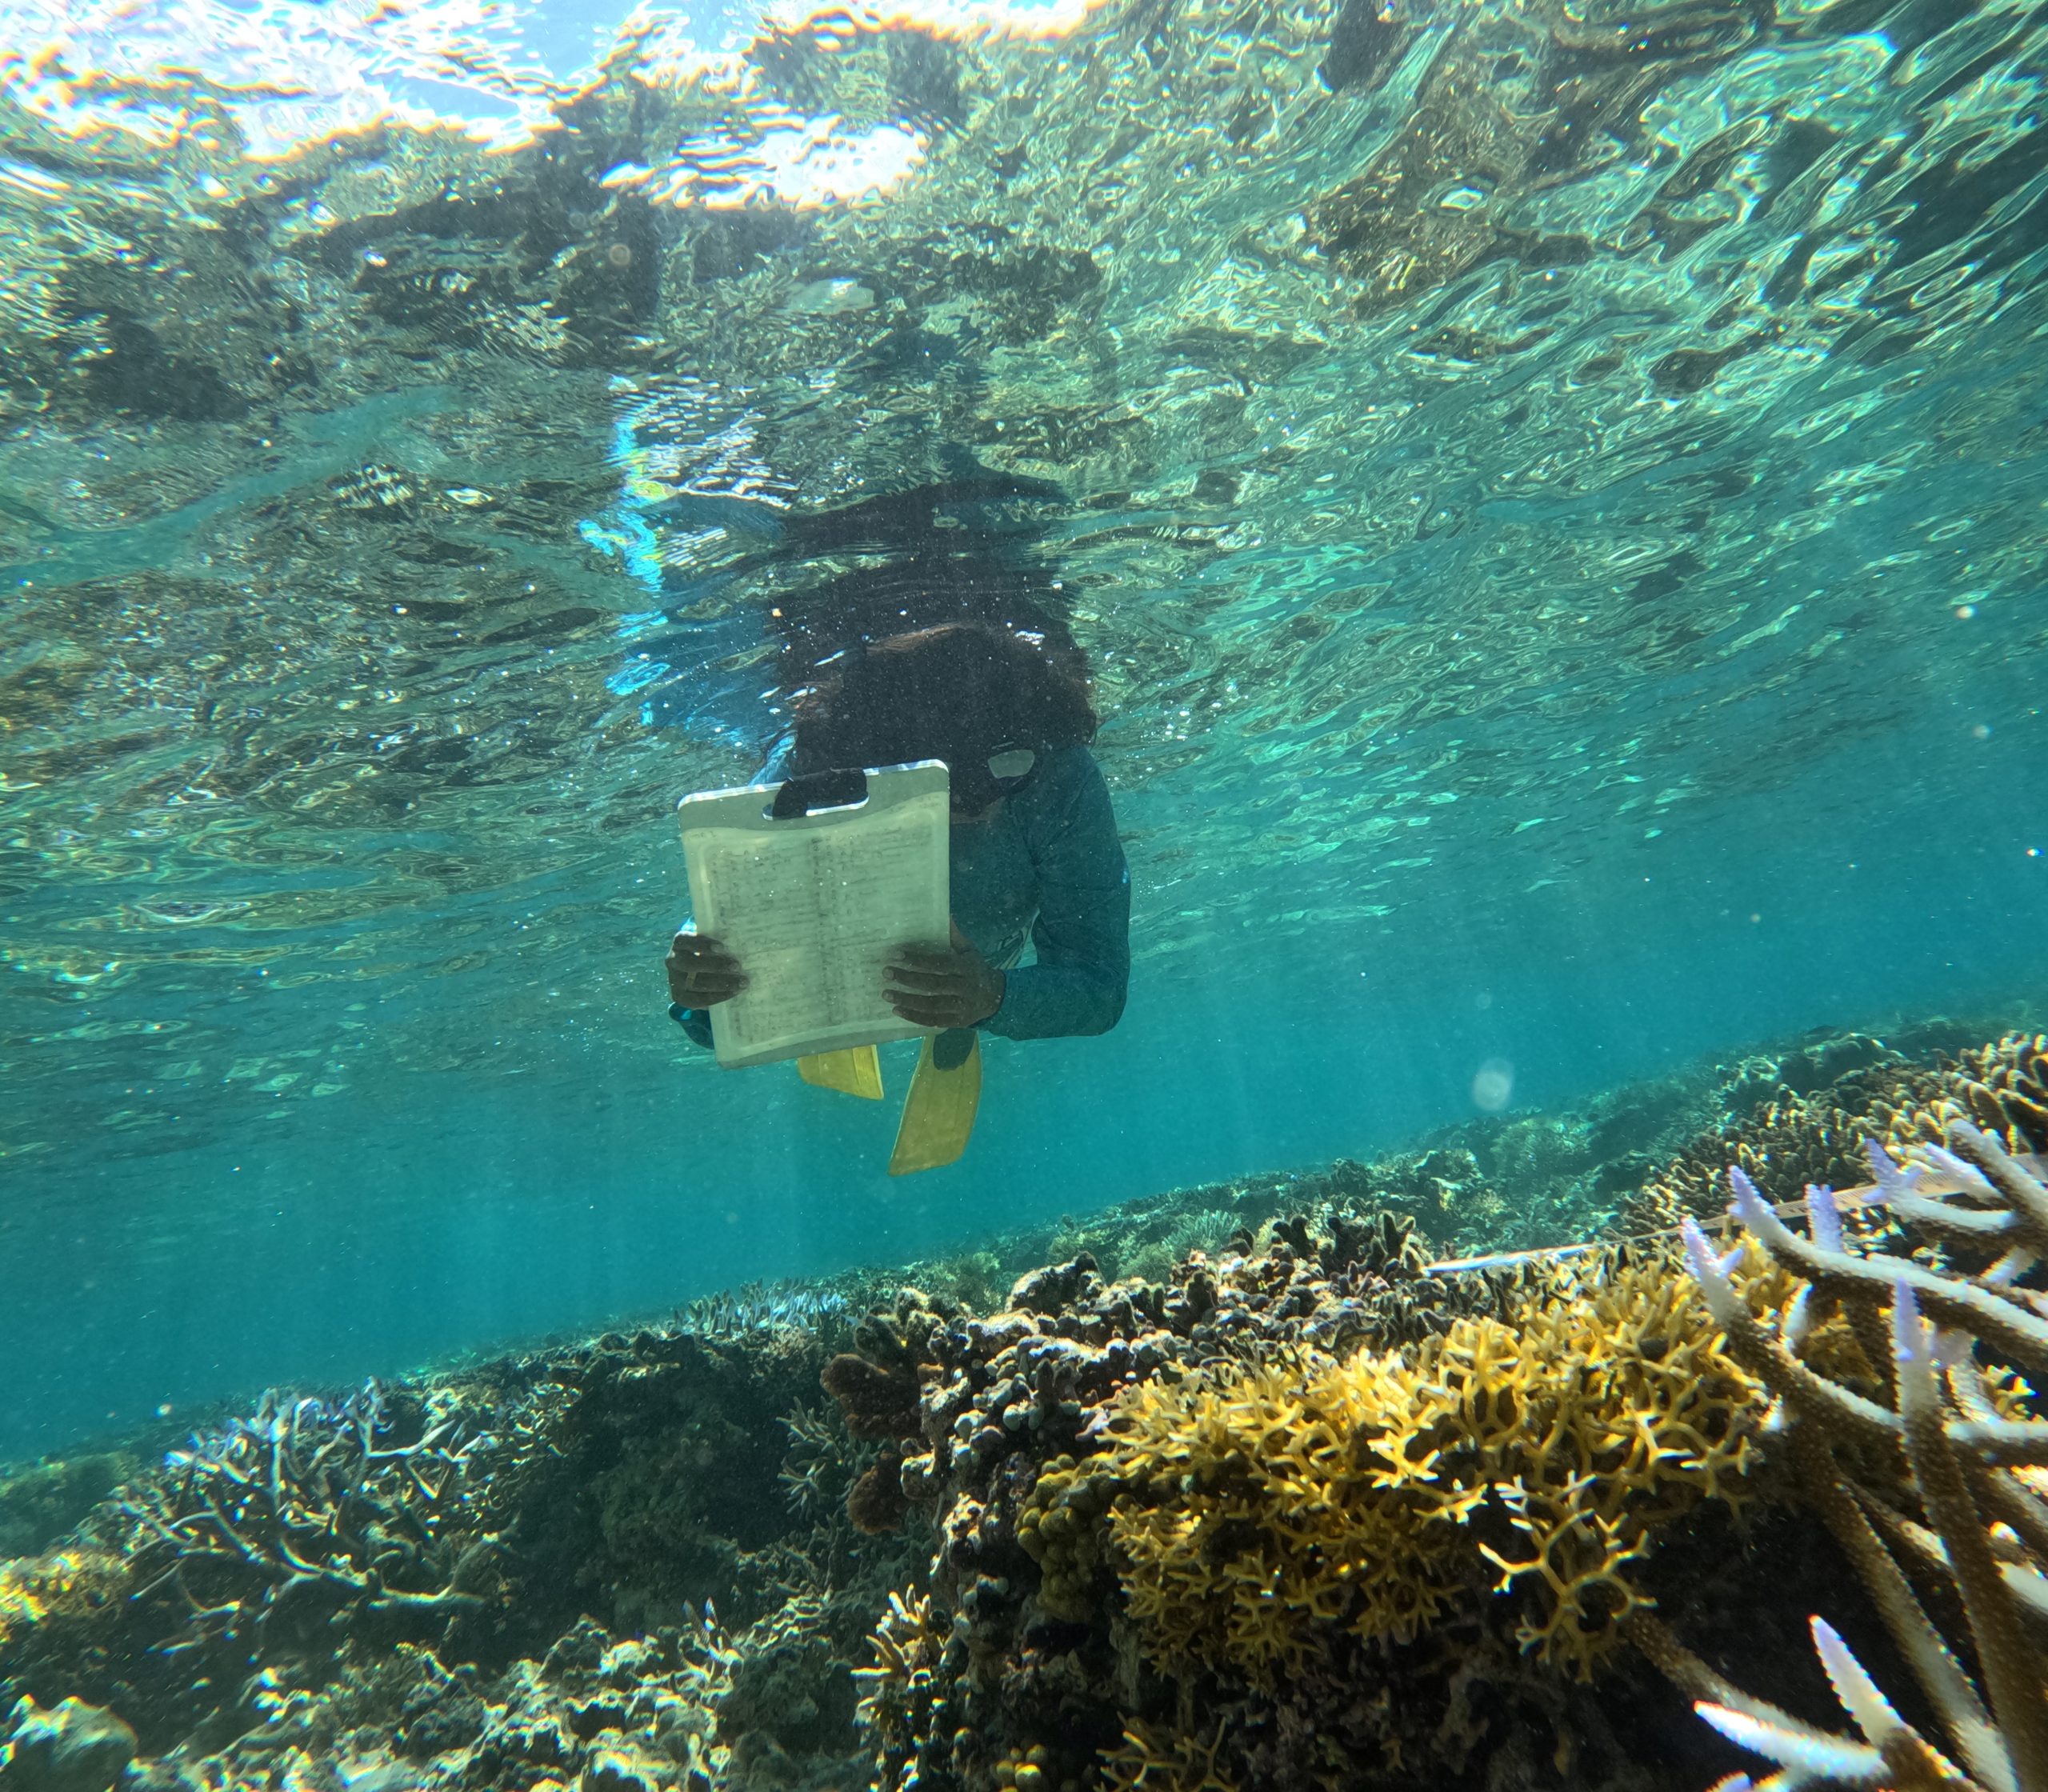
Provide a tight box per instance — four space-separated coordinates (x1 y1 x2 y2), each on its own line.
329 464 418 511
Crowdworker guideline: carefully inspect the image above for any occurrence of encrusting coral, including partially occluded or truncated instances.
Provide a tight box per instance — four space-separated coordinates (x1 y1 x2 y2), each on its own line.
1644 1121 2048 1792
0 1551 126 1657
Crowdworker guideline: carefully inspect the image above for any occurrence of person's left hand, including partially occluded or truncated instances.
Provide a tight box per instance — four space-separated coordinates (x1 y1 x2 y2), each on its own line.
885 922 1004 1030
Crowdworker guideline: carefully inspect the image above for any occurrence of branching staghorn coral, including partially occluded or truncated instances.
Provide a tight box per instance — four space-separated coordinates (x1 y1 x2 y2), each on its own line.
119 1379 498 1653
1656 1121 2048 1792
1875 1034 2048 1162
1051 1247 1774 1685
676 1280 854 1342
1633 1033 2048 1234
1098 1720 1239 1791
778 1401 846 1519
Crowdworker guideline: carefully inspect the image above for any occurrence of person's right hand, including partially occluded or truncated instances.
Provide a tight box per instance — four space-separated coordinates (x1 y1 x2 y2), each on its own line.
666 932 748 1007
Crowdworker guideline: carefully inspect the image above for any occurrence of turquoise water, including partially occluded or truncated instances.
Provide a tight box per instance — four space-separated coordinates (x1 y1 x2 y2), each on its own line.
3 0 2047 1465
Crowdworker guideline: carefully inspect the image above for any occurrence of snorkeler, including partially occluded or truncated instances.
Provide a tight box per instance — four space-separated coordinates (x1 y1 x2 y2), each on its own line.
663 618 1130 1046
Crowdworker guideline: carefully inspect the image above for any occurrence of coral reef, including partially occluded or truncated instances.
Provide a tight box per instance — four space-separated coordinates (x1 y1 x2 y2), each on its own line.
850 1588 947 1785
117 1381 498 1658
2 1311 924 1790
125 1610 742 1792
830 1024 2048 1792
845 1212 1773 1790
1630 1029 2048 1233
996 1020 2046 1282
2 1694 138 1792
0 1553 127 1658
1874 1029 2048 1158
1098 1721 1238 1792
9 1022 2048 1792
0 1458 137 1562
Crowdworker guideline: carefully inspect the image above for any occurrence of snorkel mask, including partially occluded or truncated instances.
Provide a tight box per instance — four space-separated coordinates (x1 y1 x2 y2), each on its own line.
985 743 1040 792
948 742 1042 815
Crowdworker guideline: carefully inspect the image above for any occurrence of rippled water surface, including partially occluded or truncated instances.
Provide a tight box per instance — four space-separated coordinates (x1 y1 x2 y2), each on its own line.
3 0 2046 1450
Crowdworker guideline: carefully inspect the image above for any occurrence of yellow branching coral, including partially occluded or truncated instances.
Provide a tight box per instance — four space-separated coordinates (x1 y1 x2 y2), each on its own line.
1097 1720 1238 1791
1068 1248 1786 1682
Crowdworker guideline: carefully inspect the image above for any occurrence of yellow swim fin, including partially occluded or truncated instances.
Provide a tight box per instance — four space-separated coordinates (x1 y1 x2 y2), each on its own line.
797 1044 885 1100
888 1030 982 1175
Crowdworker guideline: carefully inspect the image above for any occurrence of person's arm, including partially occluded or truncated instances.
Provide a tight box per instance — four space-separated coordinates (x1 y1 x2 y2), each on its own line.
983 750 1130 1041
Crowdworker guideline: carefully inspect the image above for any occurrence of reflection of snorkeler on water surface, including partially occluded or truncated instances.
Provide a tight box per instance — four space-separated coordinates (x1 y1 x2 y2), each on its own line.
661 549 1131 1051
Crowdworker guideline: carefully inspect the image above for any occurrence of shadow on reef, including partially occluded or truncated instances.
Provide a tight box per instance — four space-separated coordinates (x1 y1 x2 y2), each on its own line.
3 1022 2046 1792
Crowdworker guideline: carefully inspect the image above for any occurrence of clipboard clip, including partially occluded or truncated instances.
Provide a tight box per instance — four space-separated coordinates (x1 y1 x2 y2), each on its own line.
769 767 869 820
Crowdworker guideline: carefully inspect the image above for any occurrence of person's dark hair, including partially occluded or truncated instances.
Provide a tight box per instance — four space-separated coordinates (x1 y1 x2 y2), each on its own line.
792 619 1097 810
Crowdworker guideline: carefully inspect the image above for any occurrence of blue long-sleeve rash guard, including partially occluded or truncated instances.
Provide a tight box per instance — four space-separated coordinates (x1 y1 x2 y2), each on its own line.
671 744 1130 1046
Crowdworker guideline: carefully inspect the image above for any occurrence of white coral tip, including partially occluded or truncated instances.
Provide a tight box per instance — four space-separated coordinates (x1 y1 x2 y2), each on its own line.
1727 1166 1790 1245
1890 1280 1942 1424
1695 1702 1886 1782
1891 1279 1926 1362
1812 1617 1906 1746
1682 1219 1743 1323
1864 1136 1919 1193
1806 1184 1843 1254
1782 1286 1813 1351
1920 1143 1997 1198
1986 1246 2037 1290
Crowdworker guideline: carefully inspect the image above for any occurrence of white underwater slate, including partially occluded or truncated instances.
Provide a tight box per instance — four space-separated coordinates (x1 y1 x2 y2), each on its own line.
678 760 950 1069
